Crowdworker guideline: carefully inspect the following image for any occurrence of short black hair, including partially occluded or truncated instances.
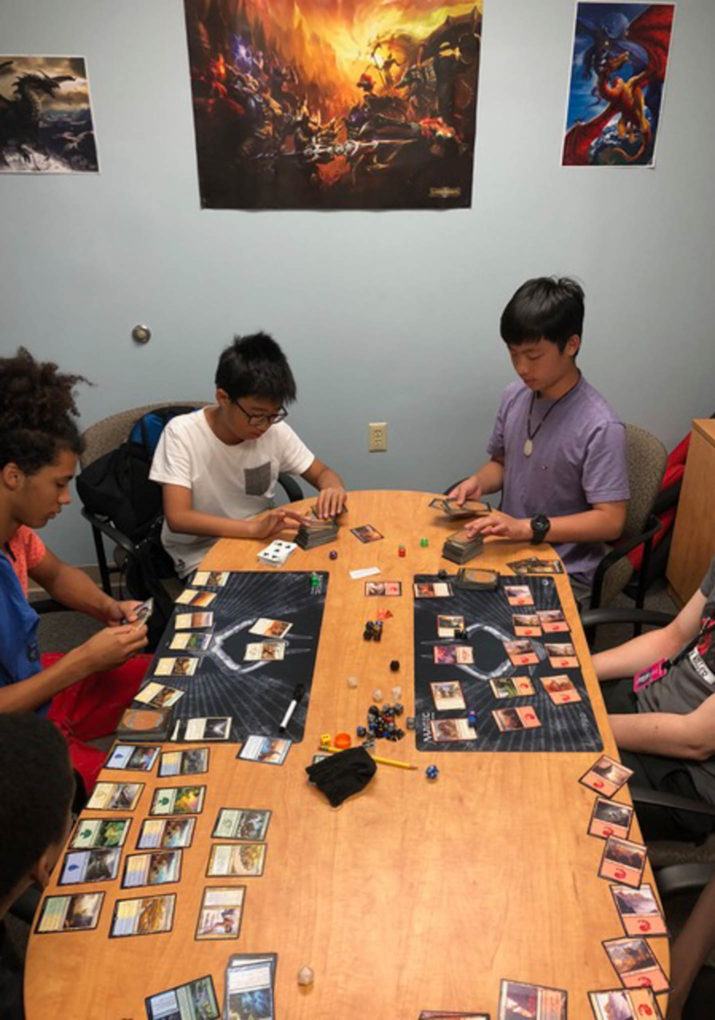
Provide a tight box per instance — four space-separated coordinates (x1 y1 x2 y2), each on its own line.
500 277 585 352
215 332 297 405
0 714 74 900
0 348 88 474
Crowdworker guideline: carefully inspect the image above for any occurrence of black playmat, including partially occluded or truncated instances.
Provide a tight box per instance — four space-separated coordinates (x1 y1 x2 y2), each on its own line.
143 571 328 743
413 574 603 753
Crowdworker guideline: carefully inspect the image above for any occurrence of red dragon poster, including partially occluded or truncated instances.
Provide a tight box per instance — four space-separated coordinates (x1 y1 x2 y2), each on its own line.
183 0 483 209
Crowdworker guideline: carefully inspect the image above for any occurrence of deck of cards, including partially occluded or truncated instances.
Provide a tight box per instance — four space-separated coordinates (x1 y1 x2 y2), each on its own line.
295 511 339 549
442 529 485 565
257 539 297 566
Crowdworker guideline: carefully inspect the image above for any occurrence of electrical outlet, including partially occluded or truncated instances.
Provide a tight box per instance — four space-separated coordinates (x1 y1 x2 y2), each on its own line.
369 422 388 452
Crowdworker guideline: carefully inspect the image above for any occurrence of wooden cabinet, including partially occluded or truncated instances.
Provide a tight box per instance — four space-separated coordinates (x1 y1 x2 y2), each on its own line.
667 419 715 605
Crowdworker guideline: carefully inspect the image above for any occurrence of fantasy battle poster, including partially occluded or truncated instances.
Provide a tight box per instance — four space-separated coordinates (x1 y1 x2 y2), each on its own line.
0 57 99 173
183 0 483 210
562 3 675 167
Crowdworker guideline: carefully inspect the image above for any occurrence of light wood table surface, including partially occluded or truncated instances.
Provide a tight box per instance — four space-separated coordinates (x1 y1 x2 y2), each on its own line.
26 491 668 1020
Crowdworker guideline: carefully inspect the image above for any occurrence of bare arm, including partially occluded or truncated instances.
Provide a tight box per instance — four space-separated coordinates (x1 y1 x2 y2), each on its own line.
162 485 308 541
592 587 706 681
300 457 347 518
667 872 715 1020
448 459 505 503
609 693 715 760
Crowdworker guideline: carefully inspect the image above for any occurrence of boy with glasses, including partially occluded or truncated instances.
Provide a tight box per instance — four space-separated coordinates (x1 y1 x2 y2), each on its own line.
150 332 346 577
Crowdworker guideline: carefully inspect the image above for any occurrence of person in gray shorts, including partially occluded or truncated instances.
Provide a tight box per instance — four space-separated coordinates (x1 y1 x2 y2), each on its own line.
594 554 715 840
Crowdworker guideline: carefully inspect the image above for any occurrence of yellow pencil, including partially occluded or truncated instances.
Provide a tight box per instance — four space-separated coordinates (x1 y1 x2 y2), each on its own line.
322 745 418 770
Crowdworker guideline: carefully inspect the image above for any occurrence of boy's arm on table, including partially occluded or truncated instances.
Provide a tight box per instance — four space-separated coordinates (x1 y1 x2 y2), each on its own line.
461 500 627 544
301 458 347 518
609 695 715 761
162 484 309 542
0 625 148 713
30 547 142 624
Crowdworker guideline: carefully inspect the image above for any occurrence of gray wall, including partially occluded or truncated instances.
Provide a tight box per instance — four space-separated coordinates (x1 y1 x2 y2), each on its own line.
2 0 714 564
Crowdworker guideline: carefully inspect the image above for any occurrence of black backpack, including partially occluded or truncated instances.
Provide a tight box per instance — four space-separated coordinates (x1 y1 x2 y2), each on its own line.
76 405 197 542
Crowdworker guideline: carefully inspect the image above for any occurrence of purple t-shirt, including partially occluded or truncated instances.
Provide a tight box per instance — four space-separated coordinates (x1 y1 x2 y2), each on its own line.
487 376 630 581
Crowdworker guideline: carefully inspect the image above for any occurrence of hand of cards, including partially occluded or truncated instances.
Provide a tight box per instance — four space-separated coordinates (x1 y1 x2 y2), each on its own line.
429 496 491 518
508 557 564 574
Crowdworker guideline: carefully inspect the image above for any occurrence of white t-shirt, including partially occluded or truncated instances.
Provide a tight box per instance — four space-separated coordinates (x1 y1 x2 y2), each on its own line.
149 409 314 576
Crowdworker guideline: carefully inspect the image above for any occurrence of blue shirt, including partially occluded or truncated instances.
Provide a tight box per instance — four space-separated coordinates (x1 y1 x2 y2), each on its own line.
0 549 44 707
487 376 630 581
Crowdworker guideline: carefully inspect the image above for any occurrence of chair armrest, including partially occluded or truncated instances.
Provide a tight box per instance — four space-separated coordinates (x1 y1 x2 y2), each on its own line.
80 508 136 556
277 473 303 503
580 607 675 630
654 861 715 897
630 785 715 817
590 514 662 609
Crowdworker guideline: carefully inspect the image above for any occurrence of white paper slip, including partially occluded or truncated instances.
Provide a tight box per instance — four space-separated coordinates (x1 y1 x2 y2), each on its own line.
349 566 381 580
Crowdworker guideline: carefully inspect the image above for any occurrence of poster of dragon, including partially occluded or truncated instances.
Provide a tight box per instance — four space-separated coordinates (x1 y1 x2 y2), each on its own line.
562 3 675 167
183 0 483 209
0 57 99 174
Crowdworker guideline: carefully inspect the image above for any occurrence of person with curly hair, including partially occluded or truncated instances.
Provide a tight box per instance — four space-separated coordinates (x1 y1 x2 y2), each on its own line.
0 348 149 800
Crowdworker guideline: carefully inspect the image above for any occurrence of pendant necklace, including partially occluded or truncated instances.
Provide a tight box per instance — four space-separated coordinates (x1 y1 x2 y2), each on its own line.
523 374 581 457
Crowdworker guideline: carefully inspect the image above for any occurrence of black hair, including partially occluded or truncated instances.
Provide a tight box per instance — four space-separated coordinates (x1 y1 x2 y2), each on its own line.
0 714 74 899
0 348 88 474
215 332 297 405
500 277 585 353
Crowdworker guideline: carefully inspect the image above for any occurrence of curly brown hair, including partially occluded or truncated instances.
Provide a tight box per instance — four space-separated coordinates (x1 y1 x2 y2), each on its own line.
0 347 90 473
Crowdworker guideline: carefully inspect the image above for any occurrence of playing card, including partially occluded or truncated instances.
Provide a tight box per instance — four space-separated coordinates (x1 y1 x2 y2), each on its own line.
136 817 196 851
602 936 670 992
498 979 566 1020
172 717 231 742
105 744 160 771
146 975 220 1020
174 611 214 629
503 584 534 607
588 988 663 1020
437 615 465 637
249 618 293 638
175 589 216 607
512 613 542 637
69 817 131 850
490 676 535 699
430 680 466 711
588 798 634 840
537 609 569 633
542 674 582 705
135 682 185 708
207 843 267 877
580 755 633 798
190 570 229 588
599 836 647 888
544 642 579 669
159 748 209 777
430 718 475 742
610 883 668 937
503 639 538 666
433 645 474 665
150 785 206 816
244 641 286 661
122 850 182 888
169 632 212 652
212 808 272 841
59 848 121 885
238 735 291 765
86 782 144 811
351 524 383 543
153 658 198 679
110 894 176 937
365 580 402 596
195 886 246 941
35 892 104 934
492 706 542 732
414 582 454 598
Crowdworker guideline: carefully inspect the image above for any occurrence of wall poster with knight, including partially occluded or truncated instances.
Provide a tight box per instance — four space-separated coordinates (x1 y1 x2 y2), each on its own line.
0 56 99 174
183 0 483 210
562 2 675 168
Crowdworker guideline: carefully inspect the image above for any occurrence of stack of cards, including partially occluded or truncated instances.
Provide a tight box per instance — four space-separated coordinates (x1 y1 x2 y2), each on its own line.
116 706 174 742
442 529 484 565
224 953 277 1020
295 511 339 549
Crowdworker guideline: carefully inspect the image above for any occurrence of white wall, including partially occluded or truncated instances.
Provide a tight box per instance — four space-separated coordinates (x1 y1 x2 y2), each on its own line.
1 0 714 564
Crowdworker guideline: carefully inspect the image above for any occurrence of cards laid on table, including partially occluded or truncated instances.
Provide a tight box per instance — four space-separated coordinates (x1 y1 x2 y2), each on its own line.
414 581 454 598
159 748 209 777
174 611 214 630
149 785 206 816
135 682 185 708
105 744 160 772
588 798 634 840
602 936 670 992
504 585 534 607
588 988 663 1020
244 641 285 662
430 718 475 742
437 615 465 637
351 524 383 543
249 617 293 639
175 589 216 608
512 613 542 637
492 707 542 733
172 717 231 742
212 808 272 841
145 975 220 1020
580 755 633 798
419 1013 489 1019
169 632 212 652
599 835 647 888
122 850 182 888
224 953 277 1020
544 642 579 669
35 892 104 934
433 645 473 665
497 980 566 1020
431 681 466 711
238 736 291 766
190 570 230 588
610 883 667 937
542 674 582 705
365 580 402 596
110 894 176 938
537 609 569 633
136 817 196 850
59 848 121 885
87 782 144 812
69 817 131 850
503 639 538 666
490 676 535 699
195 887 246 940
207 843 267 878
153 658 198 679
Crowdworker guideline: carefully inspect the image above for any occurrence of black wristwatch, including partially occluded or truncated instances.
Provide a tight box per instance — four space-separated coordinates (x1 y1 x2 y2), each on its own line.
530 514 551 545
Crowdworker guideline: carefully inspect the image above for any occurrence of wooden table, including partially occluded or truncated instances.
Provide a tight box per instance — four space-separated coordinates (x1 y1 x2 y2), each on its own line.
26 491 668 1020
667 418 715 605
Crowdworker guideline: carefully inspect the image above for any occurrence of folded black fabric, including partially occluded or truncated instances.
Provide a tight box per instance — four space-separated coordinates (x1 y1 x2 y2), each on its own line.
305 746 377 806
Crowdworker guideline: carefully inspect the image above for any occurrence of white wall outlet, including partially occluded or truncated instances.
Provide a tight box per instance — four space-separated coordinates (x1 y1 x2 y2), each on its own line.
369 421 388 452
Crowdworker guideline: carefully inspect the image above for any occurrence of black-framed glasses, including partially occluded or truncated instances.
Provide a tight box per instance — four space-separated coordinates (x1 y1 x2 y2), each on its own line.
233 400 288 426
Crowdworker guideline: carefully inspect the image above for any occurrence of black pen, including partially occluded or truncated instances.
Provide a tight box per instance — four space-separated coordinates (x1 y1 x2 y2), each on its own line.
279 684 305 731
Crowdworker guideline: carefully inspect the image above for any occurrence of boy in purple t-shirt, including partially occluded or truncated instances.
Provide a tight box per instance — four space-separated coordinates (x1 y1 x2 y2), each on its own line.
450 277 630 584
